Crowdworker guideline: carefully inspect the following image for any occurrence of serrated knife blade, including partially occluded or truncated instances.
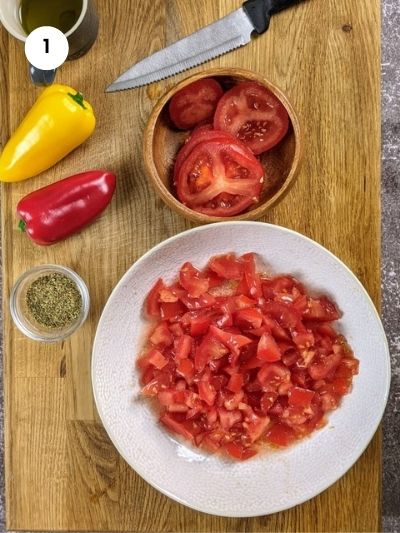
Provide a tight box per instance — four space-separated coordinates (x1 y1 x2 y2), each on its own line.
106 0 303 92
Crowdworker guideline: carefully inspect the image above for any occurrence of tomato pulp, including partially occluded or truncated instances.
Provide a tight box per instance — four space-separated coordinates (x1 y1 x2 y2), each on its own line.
137 253 359 460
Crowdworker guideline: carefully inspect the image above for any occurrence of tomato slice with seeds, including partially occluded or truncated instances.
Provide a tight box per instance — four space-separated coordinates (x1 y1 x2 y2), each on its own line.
176 140 264 217
174 125 239 181
214 82 289 155
169 78 223 130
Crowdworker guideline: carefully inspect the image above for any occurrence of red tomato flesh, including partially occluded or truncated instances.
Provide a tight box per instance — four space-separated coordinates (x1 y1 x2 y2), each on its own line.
137 252 359 460
169 78 223 130
176 140 264 217
214 82 289 155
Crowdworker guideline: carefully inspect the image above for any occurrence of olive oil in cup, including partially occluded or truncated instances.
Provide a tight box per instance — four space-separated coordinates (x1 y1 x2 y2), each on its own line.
20 0 83 34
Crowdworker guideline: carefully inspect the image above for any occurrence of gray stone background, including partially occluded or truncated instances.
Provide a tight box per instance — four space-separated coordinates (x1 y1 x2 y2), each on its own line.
0 0 399 531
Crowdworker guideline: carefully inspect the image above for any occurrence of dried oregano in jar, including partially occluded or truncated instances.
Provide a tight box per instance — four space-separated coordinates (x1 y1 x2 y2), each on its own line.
26 272 82 329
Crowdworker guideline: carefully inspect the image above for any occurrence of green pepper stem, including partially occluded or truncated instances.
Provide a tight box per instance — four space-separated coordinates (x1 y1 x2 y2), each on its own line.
18 220 26 232
68 91 87 110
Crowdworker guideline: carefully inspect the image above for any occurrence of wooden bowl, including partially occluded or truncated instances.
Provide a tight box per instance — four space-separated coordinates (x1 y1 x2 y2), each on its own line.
143 68 303 223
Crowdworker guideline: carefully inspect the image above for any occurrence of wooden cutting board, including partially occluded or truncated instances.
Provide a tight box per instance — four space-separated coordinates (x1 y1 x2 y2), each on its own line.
0 0 381 530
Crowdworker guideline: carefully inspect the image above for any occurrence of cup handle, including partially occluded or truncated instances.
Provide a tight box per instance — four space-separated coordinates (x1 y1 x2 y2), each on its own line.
28 63 57 86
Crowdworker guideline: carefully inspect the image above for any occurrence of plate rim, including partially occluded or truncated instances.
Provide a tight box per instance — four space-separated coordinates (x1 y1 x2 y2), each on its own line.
91 221 391 517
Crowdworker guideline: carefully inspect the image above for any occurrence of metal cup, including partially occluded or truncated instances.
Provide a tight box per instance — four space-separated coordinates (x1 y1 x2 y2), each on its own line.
0 0 99 85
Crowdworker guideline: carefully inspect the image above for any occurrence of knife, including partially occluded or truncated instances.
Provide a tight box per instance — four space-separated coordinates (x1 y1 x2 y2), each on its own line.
106 0 304 92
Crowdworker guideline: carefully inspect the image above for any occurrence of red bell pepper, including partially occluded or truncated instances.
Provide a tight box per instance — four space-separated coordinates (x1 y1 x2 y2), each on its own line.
17 170 116 245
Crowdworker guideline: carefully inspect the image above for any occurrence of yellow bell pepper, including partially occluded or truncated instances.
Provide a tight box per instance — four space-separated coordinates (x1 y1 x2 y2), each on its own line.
0 84 96 183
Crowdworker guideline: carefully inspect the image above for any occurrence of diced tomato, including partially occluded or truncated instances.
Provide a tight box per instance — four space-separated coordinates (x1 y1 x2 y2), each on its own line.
257 363 291 393
177 358 195 382
242 253 263 299
235 307 263 329
245 413 270 443
218 408 242 430
265 423 297 447
150 321 173 347
209 325 252 355
195 332 229 371
224 441 257 460
227 373 244 393
198 381 216 406
308 352 342 380
203 267 225 288
138 251 358 459
160 300 186 320
175 334 192 359
260 391 278 414
169 322 184 337
216 301 234 328
141 372 172 396
146 279 165 317
288 386 315 407
234 295 257 309
179 262 209 298
160 413 195 441
303 297 341 322
137 349 168 370
292 330 315 349
208 254 244 280
180 292 216 310
263 301 301 330
257 333 282 362
189 314 211 336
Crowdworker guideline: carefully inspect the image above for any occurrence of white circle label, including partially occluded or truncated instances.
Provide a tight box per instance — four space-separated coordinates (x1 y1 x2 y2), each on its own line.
25 26 69 70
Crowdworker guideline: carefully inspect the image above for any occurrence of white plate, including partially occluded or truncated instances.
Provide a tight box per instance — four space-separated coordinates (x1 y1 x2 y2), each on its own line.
92 222 390 517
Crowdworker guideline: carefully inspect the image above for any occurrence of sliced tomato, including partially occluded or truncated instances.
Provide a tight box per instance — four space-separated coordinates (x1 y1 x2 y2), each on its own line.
265 423 297 447
169 78 223 130
176 140 264 217
218 408 242 430
257 332 282 362
208 253 244 280
214 82 289 155
179 262 209 297
174 126 238 181
146 278 165 317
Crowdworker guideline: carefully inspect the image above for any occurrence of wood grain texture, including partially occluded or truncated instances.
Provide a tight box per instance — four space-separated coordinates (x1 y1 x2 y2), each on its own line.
1 0 381 530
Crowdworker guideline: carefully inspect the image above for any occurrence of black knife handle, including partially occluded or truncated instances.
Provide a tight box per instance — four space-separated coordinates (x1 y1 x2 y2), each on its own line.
243 0 303 34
